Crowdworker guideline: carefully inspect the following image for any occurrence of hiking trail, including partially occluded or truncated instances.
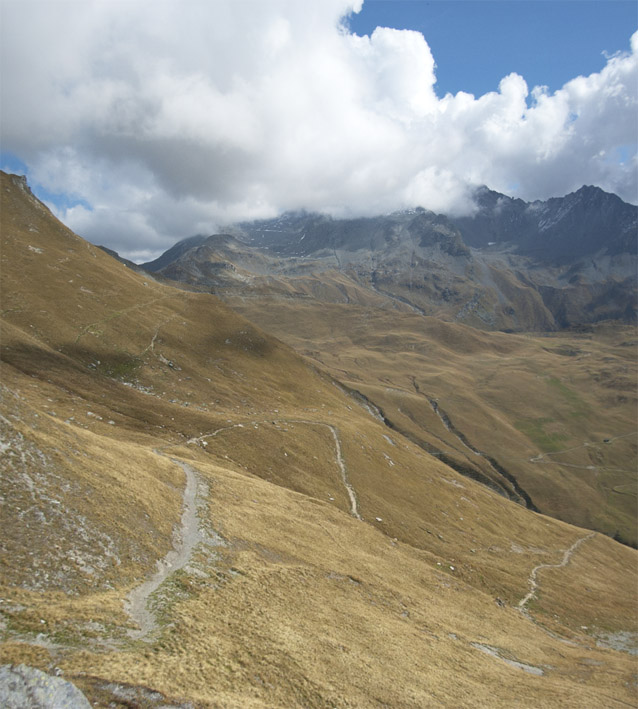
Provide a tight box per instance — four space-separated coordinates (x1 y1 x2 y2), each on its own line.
124 456 210 640
518 532 596 614
183 418 363 521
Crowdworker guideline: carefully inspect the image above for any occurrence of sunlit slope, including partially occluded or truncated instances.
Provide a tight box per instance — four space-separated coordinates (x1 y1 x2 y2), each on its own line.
1 172 636 707
224 297 638 546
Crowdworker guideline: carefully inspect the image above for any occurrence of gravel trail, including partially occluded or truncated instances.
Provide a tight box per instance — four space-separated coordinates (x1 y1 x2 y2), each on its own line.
124 458 207 640
518 532 596 613
186 418 363 520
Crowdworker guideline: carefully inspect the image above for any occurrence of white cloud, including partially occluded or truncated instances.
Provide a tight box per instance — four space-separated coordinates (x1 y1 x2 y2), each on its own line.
1 0 636 260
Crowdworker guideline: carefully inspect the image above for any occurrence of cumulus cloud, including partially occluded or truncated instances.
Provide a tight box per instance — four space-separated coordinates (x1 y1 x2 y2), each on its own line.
1 0 636 260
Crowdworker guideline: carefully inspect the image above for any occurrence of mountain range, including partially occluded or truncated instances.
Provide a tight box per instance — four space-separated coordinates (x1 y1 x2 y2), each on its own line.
1 171 636 707
142 184 637 332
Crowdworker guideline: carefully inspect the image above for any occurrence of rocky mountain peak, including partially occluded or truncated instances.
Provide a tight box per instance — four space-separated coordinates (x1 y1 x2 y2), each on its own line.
141 184 636 331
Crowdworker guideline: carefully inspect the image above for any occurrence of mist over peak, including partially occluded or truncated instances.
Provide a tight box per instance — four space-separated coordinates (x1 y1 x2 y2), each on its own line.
1 1 636 261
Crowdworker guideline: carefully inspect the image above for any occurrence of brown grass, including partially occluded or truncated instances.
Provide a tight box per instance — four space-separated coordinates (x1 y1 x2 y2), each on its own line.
1 171 636 707
225 297 637 545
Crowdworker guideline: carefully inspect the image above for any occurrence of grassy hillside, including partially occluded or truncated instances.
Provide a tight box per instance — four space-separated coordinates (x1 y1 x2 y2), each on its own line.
1 172 636 707
224 296 637 547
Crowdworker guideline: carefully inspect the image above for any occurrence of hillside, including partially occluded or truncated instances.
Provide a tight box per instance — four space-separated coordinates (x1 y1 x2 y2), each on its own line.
222 298 638 546
1 171 637 707
140 190 638 547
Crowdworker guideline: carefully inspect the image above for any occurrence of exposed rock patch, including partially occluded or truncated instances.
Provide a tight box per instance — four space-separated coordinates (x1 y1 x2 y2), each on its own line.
0 664 91 708
470 643 545 676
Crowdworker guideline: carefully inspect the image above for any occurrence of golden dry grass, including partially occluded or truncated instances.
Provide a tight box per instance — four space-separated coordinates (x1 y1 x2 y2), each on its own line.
1 172 637 707
224 297 638 545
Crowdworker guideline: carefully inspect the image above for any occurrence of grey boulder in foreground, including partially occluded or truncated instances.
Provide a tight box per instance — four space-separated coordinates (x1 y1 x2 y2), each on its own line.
0 664 91 709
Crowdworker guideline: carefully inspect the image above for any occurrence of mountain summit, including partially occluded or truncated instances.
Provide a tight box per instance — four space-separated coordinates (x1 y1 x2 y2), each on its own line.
455 185 637 263
143 185 637 331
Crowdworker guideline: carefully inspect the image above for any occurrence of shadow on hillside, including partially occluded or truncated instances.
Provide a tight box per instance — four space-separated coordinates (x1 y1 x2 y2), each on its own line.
1 341 151 391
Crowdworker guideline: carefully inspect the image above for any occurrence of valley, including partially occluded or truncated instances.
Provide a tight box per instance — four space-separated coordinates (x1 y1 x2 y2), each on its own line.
141 190 637 547
1 171 637 708
223 298 638 546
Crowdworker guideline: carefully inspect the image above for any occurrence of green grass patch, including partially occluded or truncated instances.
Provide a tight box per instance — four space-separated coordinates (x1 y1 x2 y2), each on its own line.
515 417 570 452
546 377 590 418
96 354 142 381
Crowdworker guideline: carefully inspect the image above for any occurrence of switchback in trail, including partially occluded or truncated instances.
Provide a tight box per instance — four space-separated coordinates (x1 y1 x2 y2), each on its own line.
182 418 364 521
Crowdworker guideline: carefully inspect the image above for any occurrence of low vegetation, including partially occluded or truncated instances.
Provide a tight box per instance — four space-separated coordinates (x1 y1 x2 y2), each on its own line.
1 172 636 707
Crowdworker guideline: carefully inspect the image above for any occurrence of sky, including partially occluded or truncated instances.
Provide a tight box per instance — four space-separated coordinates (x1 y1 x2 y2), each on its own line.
1 0 636 262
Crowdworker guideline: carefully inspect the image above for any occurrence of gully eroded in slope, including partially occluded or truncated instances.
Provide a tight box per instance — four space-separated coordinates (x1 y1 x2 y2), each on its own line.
369 272 427 315
426 394 538 510
411 378 537 510
341 382 516 501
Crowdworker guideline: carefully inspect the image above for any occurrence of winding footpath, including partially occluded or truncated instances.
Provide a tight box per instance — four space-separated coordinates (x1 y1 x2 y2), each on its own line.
325 423 362 520
74 295 172 344
518 532 596 615
124 457 208 640
183 418 363 520
527 431 637 476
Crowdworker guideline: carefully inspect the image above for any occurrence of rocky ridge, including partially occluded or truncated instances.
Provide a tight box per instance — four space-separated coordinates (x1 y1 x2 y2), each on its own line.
142 186 637 332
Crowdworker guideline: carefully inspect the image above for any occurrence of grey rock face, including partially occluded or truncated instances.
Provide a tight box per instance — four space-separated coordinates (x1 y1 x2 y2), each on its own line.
453 185 637 264
0 665 91 709
138 185 637 331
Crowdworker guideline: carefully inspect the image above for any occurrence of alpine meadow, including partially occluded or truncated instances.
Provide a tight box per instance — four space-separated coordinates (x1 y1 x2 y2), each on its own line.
1 0 637 706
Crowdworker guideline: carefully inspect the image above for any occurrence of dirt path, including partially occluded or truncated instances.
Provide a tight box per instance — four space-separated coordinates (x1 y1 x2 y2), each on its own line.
138 315 177 358
528 431 637 469
324 423 362 520
183 418 363 520
188 422 249 443
124 457 208 640
518 532 596 614
74 295 173 344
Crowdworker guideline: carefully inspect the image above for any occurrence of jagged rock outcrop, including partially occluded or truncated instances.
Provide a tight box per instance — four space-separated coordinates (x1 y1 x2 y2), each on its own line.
142 186 637 331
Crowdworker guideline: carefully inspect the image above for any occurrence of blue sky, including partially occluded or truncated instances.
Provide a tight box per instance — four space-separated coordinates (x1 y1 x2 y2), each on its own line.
0 152 93 212
1 0 636 261
348 1 637 97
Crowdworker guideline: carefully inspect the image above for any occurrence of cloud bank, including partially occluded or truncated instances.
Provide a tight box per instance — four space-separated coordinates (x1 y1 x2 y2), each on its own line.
1 0 636 260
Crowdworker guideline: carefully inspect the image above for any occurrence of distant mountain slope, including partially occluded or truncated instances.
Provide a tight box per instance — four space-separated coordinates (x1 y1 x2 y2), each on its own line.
144 186 637 331
97 244 147 272
2 172 637 707
142 233 209 272
454 185 637 263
